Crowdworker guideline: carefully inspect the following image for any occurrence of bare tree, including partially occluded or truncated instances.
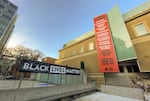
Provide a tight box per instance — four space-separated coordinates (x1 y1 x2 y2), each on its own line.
1 45 45 78
3 45 44 61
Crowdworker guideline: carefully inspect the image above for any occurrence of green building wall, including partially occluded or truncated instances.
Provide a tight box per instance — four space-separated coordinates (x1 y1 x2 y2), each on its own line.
107 6 137 61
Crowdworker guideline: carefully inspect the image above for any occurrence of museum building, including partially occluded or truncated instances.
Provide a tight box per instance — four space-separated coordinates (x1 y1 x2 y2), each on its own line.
55 1 150 87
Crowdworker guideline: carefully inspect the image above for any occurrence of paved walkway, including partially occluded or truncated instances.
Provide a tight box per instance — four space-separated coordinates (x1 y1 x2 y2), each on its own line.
74 92 144 101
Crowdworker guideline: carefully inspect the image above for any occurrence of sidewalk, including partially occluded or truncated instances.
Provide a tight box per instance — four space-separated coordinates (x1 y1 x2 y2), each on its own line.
74 92 144 101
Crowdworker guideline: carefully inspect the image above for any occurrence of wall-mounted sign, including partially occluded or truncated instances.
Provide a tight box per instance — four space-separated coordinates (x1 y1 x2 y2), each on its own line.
20 59 80 75
94 14 119 72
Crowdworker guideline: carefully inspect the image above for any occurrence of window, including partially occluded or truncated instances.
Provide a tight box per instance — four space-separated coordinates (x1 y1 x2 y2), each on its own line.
3 14 11 20
7 9 14 15
135 23 148 36
3 10 14 18
126 65 140 73
0 30 3 38
80 46 84 53
7 5 17 13
0 32 3 38
67 52 70 57
3 0 9 5
62 53 64 58
89 42 94 50
44 58 47 61
0 12 3 16
0 16 9 23
0 28 3 33
119 66 124 73
0 26 5 38
73 49 76 55
0 22 6 29
9 3 17 10
80 61 85 70
0 4 4 10
127 66 132 72
133 65 140 72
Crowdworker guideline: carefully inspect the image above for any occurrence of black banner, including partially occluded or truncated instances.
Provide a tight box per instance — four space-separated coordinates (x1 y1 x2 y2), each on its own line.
19 59 80 75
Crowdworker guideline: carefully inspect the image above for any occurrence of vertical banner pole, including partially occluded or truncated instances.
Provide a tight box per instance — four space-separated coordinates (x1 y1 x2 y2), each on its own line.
18 73 24 89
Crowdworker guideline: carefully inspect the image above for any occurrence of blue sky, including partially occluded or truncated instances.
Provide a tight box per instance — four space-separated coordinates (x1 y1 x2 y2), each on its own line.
8 0 148 58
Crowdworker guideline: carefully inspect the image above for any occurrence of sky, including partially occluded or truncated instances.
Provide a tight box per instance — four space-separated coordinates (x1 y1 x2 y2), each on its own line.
7 0 148 59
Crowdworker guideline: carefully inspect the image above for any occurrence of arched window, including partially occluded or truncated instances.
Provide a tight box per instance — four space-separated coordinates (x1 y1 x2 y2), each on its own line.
80 61 85 70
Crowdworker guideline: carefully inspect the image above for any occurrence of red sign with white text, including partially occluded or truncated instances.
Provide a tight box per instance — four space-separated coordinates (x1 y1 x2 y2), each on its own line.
94 14 119 72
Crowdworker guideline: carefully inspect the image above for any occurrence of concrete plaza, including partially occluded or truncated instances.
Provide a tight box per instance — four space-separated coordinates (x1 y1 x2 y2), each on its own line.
74 92 144 101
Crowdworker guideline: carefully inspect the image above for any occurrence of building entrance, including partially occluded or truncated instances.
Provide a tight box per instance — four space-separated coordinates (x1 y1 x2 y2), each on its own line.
118 59 140 73
105 59 142 87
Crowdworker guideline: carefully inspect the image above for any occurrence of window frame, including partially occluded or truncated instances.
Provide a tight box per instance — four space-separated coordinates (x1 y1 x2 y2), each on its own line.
133 22 150 37
80 45 84 53
88 42 94 51
73 48 76 55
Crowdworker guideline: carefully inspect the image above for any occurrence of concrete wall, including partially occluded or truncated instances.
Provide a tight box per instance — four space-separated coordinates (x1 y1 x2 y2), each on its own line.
101 85 144 99
105 73 134 87
0 83 95 101
105 72 150 87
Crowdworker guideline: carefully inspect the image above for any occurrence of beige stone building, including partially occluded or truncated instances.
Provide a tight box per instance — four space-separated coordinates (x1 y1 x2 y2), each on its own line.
56 1 150 87
124 2 150 72
56 30 105 86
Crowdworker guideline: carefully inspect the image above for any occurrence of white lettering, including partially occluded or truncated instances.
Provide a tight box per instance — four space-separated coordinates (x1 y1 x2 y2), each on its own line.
41 65 49 72
23 63 30 69
66 69 80 74
50 65 66 74
34 65 40 71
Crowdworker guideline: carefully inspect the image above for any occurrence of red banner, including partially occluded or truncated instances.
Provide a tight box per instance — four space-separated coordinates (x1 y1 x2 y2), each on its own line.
94 14 119 72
